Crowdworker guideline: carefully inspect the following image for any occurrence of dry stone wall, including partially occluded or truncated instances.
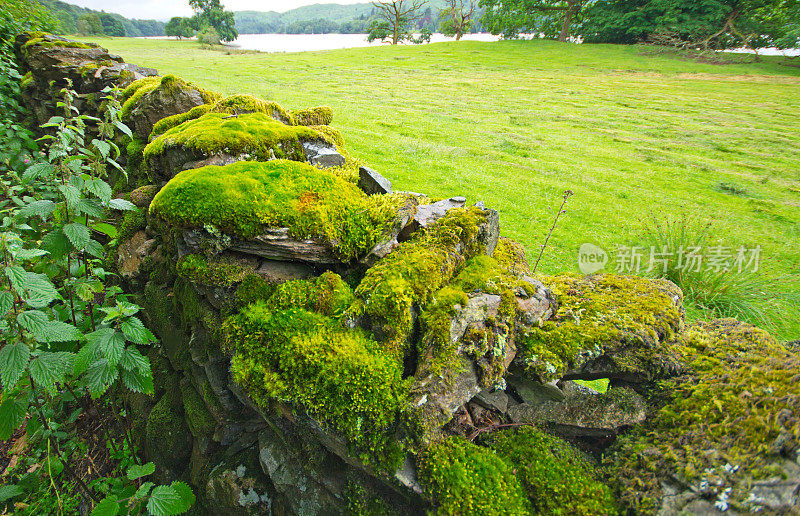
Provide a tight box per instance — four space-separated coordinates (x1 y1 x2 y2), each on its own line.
14 32 800 515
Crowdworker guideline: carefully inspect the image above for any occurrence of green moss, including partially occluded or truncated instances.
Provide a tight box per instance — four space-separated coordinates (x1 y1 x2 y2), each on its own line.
121 76 159 102
22 37 92 50
130 184 160 208
262 271 355 318
149 103 212 140
235 274 277 308
223 303 410 469
492 237 530 276
149 160 406 260
607 318 800 514
310 124 345 149
121 74 219 121
351 206 489 358
418 436 529 515
292 106 333 126
176 253 253 287
484 427 617 515
210 94 292 124
126 137 147 171
144 112 318 164
20 71 33 89
343 480 390 516
145 388 191 470
117 209 146 243
180 381 216 439
517 274 683 382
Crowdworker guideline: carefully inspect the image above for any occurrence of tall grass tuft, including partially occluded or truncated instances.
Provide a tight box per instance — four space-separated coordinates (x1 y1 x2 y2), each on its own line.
638 213 797 337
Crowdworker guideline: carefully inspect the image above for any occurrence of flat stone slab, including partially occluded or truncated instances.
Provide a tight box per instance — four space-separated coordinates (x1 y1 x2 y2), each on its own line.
358 166 392 195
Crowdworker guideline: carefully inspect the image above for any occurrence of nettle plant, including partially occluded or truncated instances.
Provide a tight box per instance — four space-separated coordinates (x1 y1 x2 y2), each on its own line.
0 82 194 515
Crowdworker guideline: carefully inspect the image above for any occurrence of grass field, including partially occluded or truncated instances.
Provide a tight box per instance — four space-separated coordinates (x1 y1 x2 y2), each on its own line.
79 36 800 339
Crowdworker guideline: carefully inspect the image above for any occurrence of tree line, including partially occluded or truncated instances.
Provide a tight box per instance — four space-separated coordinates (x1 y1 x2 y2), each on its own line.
37 0 165 37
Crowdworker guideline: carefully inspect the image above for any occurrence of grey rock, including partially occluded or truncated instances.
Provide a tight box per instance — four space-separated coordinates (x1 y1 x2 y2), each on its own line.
477 207 501 256
358 166 393 195
508 377 565 405
255 259 316 283
230 228 340 264
181 153 251 171
397 197 466 242
302 139 345 169
472 389 510 413
129 84 207 141
359 196 418 267
449 294 501 346
515 276 557 327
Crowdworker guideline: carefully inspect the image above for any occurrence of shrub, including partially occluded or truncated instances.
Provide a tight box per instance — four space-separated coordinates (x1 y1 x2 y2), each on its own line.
197 26 221 45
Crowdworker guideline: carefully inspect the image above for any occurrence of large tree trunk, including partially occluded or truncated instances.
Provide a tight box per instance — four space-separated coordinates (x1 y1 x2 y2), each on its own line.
558 0 579 42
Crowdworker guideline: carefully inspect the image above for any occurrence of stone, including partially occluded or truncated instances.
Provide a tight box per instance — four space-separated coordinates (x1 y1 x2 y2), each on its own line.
117 231 155 279
358 165 393 195
129 84 207 141
472 389 510 413
398 197 466 242
508 377 565 405
301 139 346 169
229 228 340 264
507 386 646 437
359 195 418 267
130 185 160 208
515 276 557 326
449 294 501 346
255 259 316 283
181 152 251 172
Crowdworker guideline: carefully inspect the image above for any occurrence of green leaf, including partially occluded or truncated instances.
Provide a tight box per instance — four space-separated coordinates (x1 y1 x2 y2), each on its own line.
114 120 133 139
92 139 111 159
0 484 23 503
13 248 49 261
85 358 118 397
63 222 91 250
76 198 105 218
0 397 28 440
121 368 154 395
0 291 13 317
86 328 125 365
4 265 26 294
17 310 48 335
35 320 83 343
146 482 194 516
41 229 71 260
126 462 155 480
92 222 118 239
29 351 74 395
108 198 136 211
21 162 54 184
73 341 100 376
85 239 105 259
90 495 120 516
121 317 156 345
0 342 31 390
21 272 60 309
134 481 155 500
85 179 112 204
59 184 81 209
19 199 56 220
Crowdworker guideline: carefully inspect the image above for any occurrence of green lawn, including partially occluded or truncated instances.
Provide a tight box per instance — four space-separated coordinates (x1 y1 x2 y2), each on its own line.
80 36 800 339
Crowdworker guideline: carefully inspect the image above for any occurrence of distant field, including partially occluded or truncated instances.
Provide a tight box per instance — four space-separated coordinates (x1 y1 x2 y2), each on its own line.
80 37 800 339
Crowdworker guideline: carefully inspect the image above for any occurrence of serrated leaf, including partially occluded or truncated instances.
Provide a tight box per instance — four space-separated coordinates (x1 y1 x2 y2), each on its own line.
126 462 155 480
134 481 155 500
35 320 83 343
90 495 120 516
121 317 156 345
73 341 100 376
92 222 118 239
85 239 104 259
13 248 49 261
92 139 111 159
19 199 56 220
40 229 71 260
86 328 125 365
4 265 26 294
85 179 112 204
146 482 194 516
17 310 48 335
63 223 91 250
21 272 60 309
0 342 30 389
108 198 136 211
76 198 105 218
0 291 13 317
121 368 154 395
21 162 54 184
59 184 81 209
0 398 28 440
114 120 132 139
85 358 118 397
0 484 23 503
119 346 150 372
29 351 74 395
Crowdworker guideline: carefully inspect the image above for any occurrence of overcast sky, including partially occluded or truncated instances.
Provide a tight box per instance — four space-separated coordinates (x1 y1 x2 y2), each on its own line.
62 0 367 22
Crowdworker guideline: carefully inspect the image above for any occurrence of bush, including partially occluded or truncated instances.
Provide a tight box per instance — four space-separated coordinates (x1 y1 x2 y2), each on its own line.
196 26 220 45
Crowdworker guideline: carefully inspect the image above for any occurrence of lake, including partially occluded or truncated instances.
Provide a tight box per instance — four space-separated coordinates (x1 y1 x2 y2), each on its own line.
229 33 501 53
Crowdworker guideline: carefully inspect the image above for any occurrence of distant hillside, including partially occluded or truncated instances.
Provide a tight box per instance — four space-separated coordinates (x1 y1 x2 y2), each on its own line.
38 0 165 37
234 1 456 35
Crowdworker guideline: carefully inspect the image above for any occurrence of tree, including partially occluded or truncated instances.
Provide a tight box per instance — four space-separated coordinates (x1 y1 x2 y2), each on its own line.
440 0 477 40
165 16 194 39
76 12 104 35
98 13 125 37
370 0 427 44
189 0 237 43
582 0 793 56
479 0 586 41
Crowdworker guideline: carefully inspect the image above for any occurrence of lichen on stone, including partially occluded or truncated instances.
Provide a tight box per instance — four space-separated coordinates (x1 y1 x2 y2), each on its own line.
121 74 218 121
149 160 407 261
176 253 255 287
210 93 293 124
517 273 683 382
606 318 800 514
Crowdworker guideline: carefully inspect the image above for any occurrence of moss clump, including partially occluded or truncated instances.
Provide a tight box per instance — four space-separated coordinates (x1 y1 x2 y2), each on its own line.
117 209 146 243
223 303 410 469
130 184 160 208
149 103 212 140
517 274 683 382
607 318 800 514
126 137 147 171
310 124 345 149
180 381 216 439
145 388 191 470
418 436 529 515
262 271 355 318
492 237 530 276
20 71 33 89
484 427 617 515
121 74 218 120
235 274 277 308
176 253 255 287
22 37 92 50
121 76 159 103
210 94 292 124
351 206 489 358
149 160 406 260
343 480 390 516
292 106 333 126
144 112 318 164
